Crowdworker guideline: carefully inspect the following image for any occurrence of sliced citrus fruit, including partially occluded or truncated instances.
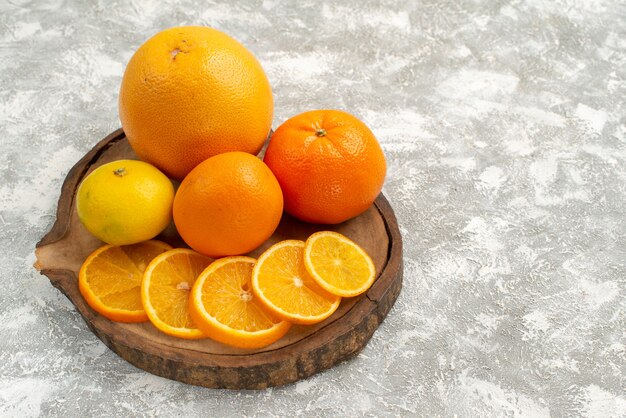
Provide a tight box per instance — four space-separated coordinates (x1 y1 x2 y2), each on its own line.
78 240 172 322
141 248 212 339
190 257 291 348
251 240 341 325
304 231 376 297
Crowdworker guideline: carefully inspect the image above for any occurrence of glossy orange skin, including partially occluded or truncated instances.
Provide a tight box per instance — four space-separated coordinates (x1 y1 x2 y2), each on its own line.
264 110 387 224
173 152 283 257
119 26 273 180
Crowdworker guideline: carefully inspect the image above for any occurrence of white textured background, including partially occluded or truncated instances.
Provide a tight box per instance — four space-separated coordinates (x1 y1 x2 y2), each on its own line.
1 0 625 416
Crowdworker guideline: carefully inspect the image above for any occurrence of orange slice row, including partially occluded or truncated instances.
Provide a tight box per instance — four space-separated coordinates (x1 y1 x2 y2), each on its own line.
78 232 376 348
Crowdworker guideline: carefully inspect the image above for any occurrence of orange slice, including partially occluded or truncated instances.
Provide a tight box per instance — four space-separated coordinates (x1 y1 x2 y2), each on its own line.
78 240 172 322
141 248 211 339
251 240 341 325
304 231 376 297
190 257 291 348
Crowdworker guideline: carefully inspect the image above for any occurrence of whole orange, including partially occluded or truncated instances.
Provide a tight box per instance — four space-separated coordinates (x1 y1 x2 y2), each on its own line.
264 110 386 224
119 26 273 180
173 152 283 257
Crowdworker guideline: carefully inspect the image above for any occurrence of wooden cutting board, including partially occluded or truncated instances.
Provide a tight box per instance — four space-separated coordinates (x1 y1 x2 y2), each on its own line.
34 129 403 389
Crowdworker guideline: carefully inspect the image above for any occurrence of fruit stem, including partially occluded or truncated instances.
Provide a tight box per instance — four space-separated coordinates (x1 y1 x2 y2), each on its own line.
113 168 127 177
315 128 327 137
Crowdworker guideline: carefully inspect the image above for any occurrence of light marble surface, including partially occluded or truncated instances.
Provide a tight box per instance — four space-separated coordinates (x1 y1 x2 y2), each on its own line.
1 0 625 416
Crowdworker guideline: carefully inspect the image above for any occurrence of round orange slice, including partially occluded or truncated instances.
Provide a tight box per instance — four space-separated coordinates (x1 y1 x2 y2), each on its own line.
251 240 341 325
78 240 172 322
141 248 212 339
304 231 376 297
190 257 291 348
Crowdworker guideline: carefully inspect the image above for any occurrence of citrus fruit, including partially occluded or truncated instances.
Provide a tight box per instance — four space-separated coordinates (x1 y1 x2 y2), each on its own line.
141 248 211 339
119 26 273 180
304 231 376 297
264 109 387 224
173 152 283 257
251 240 341 325
78 240 172 322
189 257 291 348
76 160 174 246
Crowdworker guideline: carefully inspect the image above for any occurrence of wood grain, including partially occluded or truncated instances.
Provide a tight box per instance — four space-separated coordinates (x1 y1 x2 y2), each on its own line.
35 129 403 389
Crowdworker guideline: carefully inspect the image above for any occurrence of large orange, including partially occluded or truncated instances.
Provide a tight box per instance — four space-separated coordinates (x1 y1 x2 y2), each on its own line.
119 26 273 180
264 110 386 224
173 152 283 257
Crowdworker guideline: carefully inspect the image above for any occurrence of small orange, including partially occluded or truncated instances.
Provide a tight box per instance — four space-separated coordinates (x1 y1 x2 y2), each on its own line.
251 240 341 325
141 249 212 339
78 240 172 322
304 231 376 297
173 152 283 257
264 109 386 224
189 257 291 348
119 26 273 180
